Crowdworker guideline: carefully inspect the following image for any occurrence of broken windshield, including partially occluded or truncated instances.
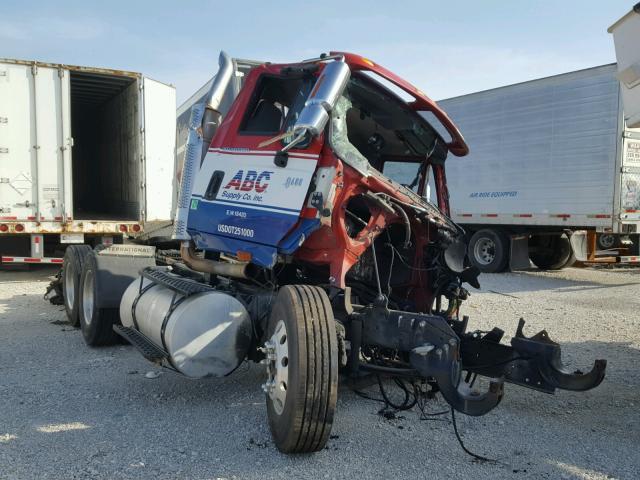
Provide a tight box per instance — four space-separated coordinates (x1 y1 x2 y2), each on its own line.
328 72 448 202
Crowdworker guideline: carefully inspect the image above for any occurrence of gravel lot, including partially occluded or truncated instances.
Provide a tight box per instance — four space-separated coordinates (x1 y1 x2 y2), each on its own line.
1 265 639 479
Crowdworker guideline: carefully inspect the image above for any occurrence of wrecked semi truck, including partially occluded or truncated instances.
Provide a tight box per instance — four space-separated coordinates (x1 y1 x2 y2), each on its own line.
0 58 176 267
63 52 606 453
431 64 640 273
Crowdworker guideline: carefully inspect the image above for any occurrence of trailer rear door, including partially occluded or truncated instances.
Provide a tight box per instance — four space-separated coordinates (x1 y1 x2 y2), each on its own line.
142 77 176 222
0 62 67 222
620 131 640 221
34 65 68 222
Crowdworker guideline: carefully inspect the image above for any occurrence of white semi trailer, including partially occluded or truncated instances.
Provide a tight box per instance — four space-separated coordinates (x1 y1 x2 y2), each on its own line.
0 58 176 264
431 63 640 272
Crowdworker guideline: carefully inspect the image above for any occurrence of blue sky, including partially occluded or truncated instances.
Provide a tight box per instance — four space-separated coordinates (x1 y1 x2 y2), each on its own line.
0 1 632 104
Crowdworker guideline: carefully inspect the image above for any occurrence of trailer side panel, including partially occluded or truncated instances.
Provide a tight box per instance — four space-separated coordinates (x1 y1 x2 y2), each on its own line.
441 64 620 229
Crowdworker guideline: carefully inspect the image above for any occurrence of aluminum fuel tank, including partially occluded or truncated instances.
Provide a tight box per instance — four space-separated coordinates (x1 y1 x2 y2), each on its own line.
120 274 251 378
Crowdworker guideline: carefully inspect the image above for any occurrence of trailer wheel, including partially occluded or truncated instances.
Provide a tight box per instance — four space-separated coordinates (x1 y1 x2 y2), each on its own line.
263 285 338 453
529 234 575 270
78 251 120 346
597 233 619 250
62 245 92 327
468 229 508 273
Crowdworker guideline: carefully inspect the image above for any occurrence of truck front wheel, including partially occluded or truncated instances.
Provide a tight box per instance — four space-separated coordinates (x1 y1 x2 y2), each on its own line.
62 245 92 327
529 234 575 270
468 229 509 273
263 285 338 453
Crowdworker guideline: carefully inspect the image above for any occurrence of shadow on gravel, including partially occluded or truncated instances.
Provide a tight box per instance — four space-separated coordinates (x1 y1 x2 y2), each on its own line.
473 271 640 295
0 292 67 326
0 264 59 283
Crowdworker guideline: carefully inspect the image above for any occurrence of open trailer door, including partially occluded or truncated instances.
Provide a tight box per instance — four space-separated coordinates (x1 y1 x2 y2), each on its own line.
142 77 176 223
0 61 68 223
609 4 640 128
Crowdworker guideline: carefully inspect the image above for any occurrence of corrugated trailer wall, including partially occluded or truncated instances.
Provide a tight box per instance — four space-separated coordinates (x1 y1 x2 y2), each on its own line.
98 80 140 220
71 76 140 221
440 64 620 228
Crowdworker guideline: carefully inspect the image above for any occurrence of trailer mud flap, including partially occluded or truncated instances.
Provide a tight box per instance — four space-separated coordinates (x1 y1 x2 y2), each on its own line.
509 234 530 271
569 230 588 262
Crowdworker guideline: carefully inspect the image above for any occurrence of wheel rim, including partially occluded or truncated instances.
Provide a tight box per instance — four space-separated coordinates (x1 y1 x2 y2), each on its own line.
82 269 94 325
473 237 496 265
64 262 75 310
599 234 615 249
262 320 289 415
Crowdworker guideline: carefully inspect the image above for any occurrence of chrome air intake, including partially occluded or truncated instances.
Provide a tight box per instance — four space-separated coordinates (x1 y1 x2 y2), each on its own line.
172 102 204 240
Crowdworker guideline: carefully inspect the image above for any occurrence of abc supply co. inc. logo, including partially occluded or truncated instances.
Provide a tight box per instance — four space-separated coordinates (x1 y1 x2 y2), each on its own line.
222 170 273 202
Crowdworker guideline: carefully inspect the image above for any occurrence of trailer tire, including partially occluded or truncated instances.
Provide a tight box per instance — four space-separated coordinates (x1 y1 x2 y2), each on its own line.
529 234 575 270
597 233 620 250
78 252 120 346
62 245 92 327
467 229 509 273
265 285 338 453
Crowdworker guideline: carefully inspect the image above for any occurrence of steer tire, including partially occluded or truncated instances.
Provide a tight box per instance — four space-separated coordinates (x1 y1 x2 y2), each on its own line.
62 245 92 327
529 234 574 270
467 229 509 273
265 285 338 453
78 251 119 346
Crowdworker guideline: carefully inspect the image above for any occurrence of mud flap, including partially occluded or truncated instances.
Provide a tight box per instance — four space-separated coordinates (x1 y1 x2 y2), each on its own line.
569 230 588 262
509 234 530 271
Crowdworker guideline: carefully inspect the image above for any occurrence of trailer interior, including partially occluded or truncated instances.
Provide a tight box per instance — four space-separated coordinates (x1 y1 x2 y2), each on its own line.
70 70 140 221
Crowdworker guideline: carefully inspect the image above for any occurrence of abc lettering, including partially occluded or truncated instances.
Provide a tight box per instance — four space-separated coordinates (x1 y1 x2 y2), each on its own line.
224 170 272 193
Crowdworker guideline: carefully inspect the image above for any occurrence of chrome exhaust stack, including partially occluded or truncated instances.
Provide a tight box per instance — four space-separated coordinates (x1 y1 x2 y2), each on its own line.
172 51 235 242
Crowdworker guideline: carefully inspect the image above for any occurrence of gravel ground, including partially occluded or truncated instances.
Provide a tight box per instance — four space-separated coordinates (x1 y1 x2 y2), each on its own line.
0 265 639 479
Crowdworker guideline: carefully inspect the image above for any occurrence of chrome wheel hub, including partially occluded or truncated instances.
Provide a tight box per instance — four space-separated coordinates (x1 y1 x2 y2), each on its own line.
474 238 496 265
261 320 289 415
599 234 615 249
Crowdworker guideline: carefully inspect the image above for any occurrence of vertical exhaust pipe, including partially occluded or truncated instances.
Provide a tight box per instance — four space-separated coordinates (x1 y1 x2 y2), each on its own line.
172 51 235 241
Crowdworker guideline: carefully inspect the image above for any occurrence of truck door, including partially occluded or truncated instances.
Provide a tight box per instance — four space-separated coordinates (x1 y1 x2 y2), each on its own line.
0 62 66 222
188 72 322 267
142 77 176 222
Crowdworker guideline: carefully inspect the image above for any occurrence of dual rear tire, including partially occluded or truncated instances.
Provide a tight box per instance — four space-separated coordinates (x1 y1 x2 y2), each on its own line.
529 234 575 270
467 229 575 272
63 245 92 327
63 246 119 344
78 251 120 346
467 229 509 273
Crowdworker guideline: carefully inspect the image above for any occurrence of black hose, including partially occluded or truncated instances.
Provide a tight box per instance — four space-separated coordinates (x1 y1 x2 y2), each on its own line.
360 363 419 376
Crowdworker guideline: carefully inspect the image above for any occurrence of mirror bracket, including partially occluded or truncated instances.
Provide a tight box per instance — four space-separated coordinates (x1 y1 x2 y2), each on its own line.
274 151 288 168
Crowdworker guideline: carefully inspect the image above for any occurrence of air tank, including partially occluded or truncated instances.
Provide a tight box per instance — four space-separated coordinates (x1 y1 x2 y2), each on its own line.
120 275 252 378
